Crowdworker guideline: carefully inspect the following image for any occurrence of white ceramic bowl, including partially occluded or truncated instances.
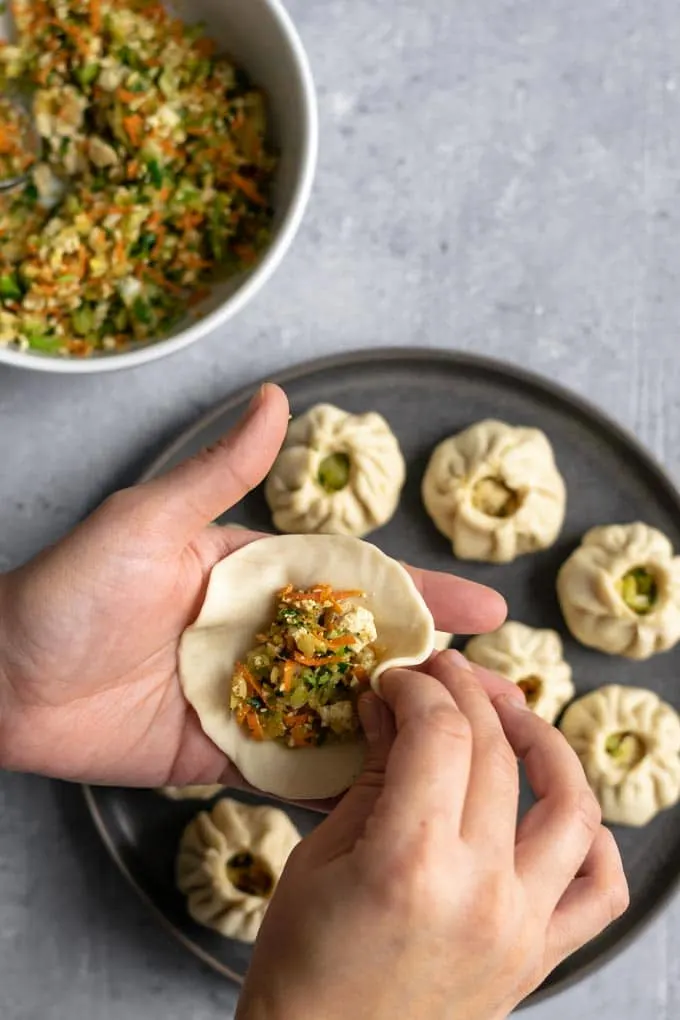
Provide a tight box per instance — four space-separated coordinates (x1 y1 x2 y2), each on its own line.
0 0 317 373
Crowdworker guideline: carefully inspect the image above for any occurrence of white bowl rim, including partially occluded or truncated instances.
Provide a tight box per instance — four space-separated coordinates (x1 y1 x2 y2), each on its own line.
0 0 318 375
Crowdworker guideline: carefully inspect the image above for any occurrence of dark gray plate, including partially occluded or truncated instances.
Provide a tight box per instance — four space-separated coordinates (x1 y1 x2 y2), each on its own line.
84 347 680 1004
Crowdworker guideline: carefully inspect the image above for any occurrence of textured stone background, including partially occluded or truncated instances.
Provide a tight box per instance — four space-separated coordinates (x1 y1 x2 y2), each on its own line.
1 0 680 1016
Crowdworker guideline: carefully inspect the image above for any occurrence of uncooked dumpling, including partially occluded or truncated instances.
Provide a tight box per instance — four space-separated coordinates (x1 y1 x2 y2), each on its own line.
557 523 680 660
465 622 574 723
176 797 300 941
264 404 406 537
178 534 434 800
157 785 225 801
421 420 566 563
560 685 680 826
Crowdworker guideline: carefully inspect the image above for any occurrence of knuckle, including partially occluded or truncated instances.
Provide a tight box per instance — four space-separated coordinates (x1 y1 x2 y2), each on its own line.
597 829 630 921
608 876 631 922
366 831 442 911
483 738 519 783
558 787 602 836
424 704 472 745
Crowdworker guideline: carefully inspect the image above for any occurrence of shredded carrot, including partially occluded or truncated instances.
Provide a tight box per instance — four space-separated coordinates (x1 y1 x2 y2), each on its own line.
122 115 144 148
237 664 267 702
231 173 267 208
57 21 90 57
325 635 356 649
353 666 370 685
290 725 314 747
246 711 265 740
117 89 142 105
293 651 343 668
143 267 183 295
113 237 126 265
90 0 101 34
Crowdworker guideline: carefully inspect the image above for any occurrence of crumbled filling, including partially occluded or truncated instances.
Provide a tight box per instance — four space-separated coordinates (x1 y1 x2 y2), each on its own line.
226 851 274 898
605 731 646 768
317 452 351 493
617 566 658 615
516 675 542 707
0 97 36 183
0 0 275 356
230 584 379 748
471 476 520 518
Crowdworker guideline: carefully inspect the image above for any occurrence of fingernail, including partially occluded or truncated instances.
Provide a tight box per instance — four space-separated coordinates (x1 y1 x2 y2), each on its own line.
446 649 473 672
359 694 382 741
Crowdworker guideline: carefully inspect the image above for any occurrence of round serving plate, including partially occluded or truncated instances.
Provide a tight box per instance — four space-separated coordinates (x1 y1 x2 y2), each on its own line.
84 347 680 1004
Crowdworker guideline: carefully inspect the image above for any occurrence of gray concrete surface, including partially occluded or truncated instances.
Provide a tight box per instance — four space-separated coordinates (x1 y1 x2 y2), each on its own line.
1 0 680 1015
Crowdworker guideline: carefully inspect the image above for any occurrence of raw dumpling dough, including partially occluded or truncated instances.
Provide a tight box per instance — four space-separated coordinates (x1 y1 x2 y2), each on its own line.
560 685 680 826
176 797 300 941
433 631 452 651
157 785 225 800
464 622 574 723
557 523 680 660
264 403 406 537
421 420 566 563
179 534 434 800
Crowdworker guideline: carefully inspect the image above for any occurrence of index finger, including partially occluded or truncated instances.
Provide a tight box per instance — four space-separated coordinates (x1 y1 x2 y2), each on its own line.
370 663 473 847
406 565 507 634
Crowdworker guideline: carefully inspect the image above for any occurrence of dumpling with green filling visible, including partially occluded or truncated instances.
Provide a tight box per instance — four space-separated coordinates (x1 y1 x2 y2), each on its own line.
264 404 406 538
557 523 680 659
560 686 680 826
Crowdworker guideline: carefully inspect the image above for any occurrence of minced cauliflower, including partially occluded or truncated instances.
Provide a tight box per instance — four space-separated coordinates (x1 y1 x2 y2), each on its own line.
0 0 275 356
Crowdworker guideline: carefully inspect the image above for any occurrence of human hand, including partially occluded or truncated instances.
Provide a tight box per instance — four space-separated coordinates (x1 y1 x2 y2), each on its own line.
236 652 628 1020
0 385 507 787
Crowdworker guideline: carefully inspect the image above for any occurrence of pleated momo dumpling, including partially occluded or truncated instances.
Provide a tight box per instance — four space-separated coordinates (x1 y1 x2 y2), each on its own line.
422 420 566 563
264 404 406 537
179 534 434 800
560 686 680 826
464 622 574 723
176 797 300 941
557 523 680 659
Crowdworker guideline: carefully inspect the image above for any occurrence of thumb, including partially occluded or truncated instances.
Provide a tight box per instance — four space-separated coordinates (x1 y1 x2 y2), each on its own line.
303 693 396 862
133 383 289 547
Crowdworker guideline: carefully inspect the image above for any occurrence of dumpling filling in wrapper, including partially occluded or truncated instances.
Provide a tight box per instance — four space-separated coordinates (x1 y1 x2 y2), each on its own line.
179 535 435 799
231 584 381 748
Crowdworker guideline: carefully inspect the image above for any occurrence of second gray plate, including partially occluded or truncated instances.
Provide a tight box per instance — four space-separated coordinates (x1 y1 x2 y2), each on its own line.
87 348 680 1003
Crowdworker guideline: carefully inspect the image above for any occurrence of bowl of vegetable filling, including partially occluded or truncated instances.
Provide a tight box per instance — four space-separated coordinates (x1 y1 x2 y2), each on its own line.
0 0 317 371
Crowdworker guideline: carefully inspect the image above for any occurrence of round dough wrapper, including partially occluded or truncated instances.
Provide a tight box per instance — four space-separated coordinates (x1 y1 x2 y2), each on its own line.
176 797 300 941
557 523 680 660
264 403 406 538
560 685 680 826
433 631 453 652
157 785 225 801
422 419 566 563
179 534 434 799
465 622 574 723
